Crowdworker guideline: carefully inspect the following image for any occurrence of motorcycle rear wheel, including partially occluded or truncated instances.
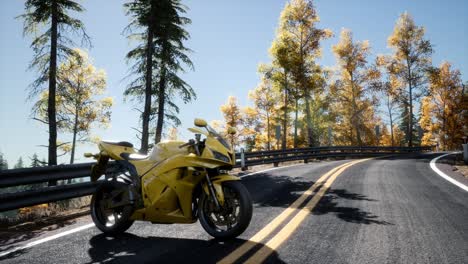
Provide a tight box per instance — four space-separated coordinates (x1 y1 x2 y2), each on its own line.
91 181 134 236
198 181 252 239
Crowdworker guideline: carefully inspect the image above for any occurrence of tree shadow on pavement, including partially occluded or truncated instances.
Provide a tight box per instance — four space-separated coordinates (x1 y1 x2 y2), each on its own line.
243 173 392 225
86 233 285 264
314 190 393 225
242 174 313 208
0 217 81 253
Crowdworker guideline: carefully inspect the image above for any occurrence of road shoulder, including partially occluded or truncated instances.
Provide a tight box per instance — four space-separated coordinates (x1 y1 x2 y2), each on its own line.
430 153 468 190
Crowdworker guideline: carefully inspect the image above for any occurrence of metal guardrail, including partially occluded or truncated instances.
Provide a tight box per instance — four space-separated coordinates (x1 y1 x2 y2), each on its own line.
236 146 432 168
0 146 432 212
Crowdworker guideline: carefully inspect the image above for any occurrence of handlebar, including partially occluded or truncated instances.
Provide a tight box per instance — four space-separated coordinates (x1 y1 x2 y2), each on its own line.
179 139 195 149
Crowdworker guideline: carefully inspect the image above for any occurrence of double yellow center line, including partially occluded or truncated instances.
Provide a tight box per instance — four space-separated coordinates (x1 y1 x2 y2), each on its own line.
219 158 371 264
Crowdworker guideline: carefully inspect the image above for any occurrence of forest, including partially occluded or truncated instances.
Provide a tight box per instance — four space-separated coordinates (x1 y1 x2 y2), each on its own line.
216 1 467 152
0 0 467 171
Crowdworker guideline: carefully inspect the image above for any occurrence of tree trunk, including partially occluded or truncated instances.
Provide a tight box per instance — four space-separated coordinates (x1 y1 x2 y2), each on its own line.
350 73 362 147
266 112 271 151
388 97 394 147
407 59 413 147
390 118 394 147
141 19 154 154
304 93 314 147
409 86 413 147
155 66 166 144
70 109 79 164
294 96 298 148
282 69 288 150
48 0 58 186
442 101 446 150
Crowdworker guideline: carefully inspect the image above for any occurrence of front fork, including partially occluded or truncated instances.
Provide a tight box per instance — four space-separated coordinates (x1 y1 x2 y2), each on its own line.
205 174 221 210
202 174 240 209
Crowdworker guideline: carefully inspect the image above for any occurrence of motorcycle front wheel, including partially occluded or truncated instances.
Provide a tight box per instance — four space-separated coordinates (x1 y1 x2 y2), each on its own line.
198 181 253 239
91 181 134 236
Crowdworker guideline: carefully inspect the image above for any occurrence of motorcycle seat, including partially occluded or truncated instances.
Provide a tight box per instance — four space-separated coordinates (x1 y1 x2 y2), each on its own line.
120 152 148 161
101 141 134 148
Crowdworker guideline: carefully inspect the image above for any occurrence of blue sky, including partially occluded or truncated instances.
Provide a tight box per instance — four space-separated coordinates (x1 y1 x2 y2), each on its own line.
1 0 467 167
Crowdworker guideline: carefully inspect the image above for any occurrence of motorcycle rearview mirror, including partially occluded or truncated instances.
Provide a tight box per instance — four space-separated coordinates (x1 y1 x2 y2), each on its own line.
227 127 237 135
194 118 207 127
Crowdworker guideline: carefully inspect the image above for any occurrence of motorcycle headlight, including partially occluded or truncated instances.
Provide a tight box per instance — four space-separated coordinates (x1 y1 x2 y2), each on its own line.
212 150 231 163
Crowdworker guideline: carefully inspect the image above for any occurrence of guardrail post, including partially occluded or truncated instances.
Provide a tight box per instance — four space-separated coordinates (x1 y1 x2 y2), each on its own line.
240 148 248 171
273 162 279 167
463 144 468 165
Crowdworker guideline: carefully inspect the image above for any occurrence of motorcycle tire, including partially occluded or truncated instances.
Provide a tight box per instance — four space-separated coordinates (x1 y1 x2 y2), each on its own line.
198 181 253 239
91 181 134 236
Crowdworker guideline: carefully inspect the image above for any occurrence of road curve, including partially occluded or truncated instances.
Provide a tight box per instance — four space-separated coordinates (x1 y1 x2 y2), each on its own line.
0 154 467 264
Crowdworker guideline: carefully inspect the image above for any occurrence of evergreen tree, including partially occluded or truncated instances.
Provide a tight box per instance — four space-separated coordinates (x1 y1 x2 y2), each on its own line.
19 0 91 167
153 0 195 144
124 0 195 152
0 152 8 170
14 157 24 169
30 153 41 167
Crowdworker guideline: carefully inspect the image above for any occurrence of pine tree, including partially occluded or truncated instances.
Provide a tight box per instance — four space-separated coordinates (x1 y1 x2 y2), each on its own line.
30 153 41 167
124 0 195 151
0 152 8 170
152 0 195 144
19 0 91 167
14 157 24 169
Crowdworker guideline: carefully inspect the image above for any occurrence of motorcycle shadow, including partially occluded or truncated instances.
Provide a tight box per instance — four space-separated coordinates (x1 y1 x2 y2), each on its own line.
87 232 286 264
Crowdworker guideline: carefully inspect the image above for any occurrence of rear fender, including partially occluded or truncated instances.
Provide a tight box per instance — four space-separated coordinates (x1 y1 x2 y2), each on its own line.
202 174 240 206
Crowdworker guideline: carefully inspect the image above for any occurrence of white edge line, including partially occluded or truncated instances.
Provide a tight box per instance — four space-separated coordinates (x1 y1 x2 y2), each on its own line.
0 161 324 257
0 163 300 258
0 223 95 258
429 152 468 192
239 163 304 178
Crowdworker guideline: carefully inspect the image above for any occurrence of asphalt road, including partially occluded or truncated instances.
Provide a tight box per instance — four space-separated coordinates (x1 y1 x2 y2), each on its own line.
1 153 467 264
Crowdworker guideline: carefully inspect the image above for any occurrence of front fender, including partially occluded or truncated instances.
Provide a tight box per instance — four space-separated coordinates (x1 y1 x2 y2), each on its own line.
202 174 240 206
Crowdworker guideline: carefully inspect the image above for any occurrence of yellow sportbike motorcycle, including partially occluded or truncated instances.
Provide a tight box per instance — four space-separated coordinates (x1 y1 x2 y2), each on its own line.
85 118 252 239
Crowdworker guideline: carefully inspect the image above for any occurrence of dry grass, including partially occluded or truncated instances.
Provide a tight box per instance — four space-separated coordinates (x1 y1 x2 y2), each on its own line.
0 196 91 227
454 165 468 178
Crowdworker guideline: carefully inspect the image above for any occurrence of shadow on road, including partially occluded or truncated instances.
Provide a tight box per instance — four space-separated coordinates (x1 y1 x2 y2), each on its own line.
243 174 314 208
86 233 285 264
243 173 392 226
0 215 82 253
314 192 393 225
